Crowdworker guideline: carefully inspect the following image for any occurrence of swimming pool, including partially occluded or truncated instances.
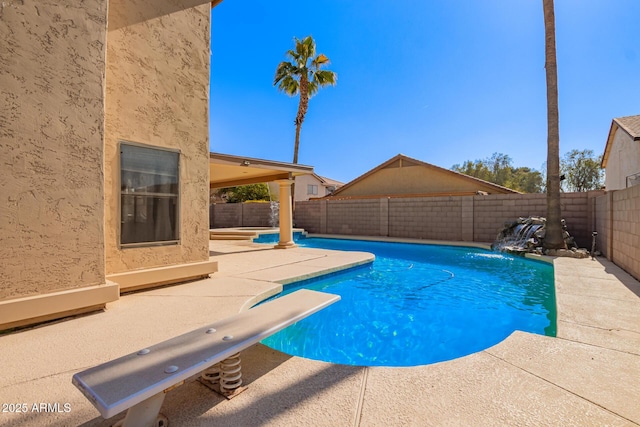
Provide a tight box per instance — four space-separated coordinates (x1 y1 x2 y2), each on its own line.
258 237 556 367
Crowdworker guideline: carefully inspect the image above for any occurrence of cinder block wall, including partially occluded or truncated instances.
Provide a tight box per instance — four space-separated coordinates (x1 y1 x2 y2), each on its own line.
294 201 322 232
211 204 242 228
210 190 638 282
389 197 464 241
295 192 598 247
472 193 597 247
610 186 640 280
595 193 611 257
326 199 381 236
560 192 593 248
210 203 274 228
242 203 273 227
472 194 547 243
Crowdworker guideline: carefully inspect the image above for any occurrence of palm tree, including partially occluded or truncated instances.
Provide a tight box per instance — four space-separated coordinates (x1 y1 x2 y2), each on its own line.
542 0 566 249
274 36 337 165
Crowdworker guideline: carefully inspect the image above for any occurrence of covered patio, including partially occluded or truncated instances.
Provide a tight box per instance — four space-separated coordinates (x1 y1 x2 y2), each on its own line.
209 152 313 248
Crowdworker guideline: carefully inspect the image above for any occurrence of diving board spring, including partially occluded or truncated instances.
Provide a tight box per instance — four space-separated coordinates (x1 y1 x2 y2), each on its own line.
201 363 221 384
219 352 243 395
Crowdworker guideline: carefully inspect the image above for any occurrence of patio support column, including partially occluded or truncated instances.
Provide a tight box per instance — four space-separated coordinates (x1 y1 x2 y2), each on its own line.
274 179 296 249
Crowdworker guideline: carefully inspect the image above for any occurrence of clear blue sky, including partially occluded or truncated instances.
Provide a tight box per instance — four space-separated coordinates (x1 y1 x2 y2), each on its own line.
209 1 640 184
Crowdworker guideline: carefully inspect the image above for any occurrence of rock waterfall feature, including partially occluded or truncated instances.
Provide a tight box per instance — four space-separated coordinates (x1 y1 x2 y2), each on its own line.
492 216 590 258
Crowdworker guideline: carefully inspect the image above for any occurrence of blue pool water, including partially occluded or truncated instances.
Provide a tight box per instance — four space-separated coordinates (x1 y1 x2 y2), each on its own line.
257 237 556 367
253 231 305 244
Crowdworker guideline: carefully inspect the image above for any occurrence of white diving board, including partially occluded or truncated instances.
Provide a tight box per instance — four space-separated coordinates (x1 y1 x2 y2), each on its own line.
72 289 340 426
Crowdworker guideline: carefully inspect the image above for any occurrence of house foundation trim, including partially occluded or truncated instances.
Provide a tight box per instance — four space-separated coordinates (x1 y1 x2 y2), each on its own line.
107 260 219 292
0 282 120 331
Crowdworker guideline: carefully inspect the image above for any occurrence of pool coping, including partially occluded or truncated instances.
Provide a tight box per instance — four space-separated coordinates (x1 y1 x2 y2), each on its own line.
307 233 557 264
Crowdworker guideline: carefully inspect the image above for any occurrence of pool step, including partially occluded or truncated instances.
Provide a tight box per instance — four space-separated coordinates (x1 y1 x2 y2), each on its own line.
209 231 257 241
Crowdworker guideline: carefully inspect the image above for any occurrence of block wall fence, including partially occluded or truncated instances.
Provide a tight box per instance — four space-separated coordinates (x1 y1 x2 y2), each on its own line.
210 189 640 281
210 203 274 228
294 192 603 249
594 185 640 281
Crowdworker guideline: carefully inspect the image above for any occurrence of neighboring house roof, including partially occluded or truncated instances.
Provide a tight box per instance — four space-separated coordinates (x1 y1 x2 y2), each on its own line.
316 175 344 187
602 115 640 168
296 173 344 188
299 174 344 200
327 154 520 199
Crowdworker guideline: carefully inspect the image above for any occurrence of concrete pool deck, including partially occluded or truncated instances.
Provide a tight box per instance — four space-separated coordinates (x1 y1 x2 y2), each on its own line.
1 237 639 426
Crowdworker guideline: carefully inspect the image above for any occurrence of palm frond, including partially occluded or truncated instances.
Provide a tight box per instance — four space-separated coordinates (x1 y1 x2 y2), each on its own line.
313 69 337 86
307 81 319 98
274 61 296 84
285 49 299 63
274 36 335 98
277 75 299 96
295 36 316 64
312 53 330 68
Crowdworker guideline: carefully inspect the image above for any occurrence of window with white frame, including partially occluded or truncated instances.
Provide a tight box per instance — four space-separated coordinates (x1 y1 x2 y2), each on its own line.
120 142 180 246
307 184 318 195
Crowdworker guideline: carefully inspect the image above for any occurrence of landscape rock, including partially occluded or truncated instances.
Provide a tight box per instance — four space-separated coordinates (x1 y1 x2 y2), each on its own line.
493 216 590 257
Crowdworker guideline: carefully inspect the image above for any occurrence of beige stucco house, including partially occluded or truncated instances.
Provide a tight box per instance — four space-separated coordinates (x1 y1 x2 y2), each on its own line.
297 174 344 200
327 154 519 199
268 173 344 202
0 1 222 330
602 115 640 190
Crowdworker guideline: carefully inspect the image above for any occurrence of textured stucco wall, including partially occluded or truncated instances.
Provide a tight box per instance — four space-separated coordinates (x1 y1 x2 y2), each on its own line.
104 0 211 274
294 175 324 201
0 1 107 299
605 129 640 191
337 165 513 197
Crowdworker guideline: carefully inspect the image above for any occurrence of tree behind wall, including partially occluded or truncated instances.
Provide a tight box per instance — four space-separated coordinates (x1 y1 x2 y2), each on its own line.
219 184 271 203
560 149 604 192
451 153 544 193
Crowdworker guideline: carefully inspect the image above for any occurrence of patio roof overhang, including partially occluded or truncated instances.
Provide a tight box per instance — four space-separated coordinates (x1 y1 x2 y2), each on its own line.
209 152 314 188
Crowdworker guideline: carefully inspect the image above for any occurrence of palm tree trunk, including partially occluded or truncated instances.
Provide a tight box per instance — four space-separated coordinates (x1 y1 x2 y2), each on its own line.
291 75 310 216
292 121 300 211
293 74 309 164
542 0 565 249
293 124 301 164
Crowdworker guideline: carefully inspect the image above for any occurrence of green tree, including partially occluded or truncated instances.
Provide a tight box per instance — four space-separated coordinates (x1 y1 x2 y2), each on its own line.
274 35 337 165
488 153 512 187
509 167 544 193
560 149 604 192
220 184 271 203
542 0 565 249
451 160 493 183
452 153 543 193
